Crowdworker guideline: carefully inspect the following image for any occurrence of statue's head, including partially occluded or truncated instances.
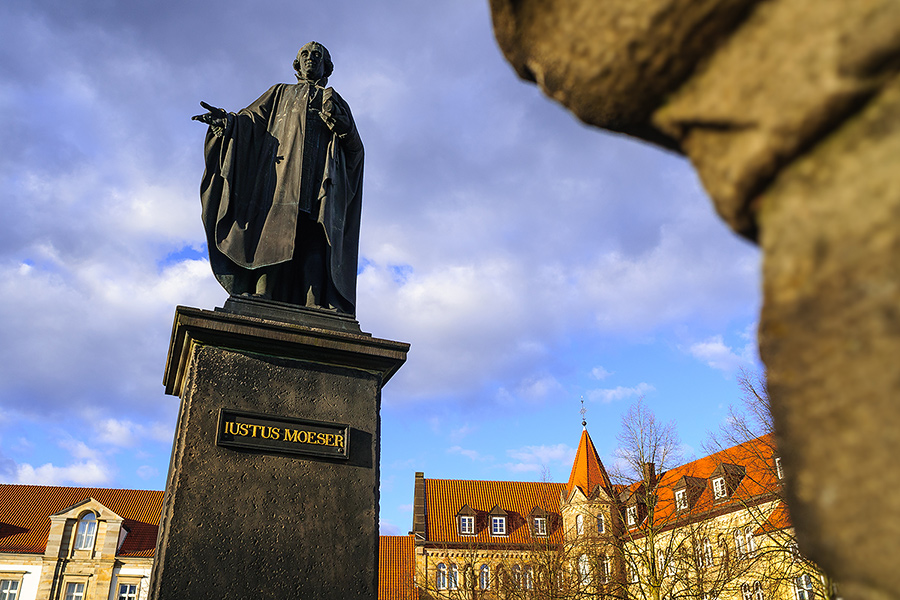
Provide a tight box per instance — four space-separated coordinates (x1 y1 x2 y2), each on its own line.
293 41 333 82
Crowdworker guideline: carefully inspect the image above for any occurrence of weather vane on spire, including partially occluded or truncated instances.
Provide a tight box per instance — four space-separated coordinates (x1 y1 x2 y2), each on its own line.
580 396 587 428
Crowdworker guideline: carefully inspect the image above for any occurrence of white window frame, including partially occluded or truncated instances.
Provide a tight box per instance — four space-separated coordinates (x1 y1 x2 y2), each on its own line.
599 555 610 584
734 528 747 556
479 564 491 590
795 574 815 600
525 566 534 590
744 526 756 553
713 477 728 499
577 554 591 586
742 584 753 600
449 564 458 590
491 516 507 536
597 513 605 534
626 505 637 526
533 516 547 536
117 583 139 600
65 582 86 600
74 513 97 550
700 537 713 568
0 580 21 600
675 489 688 510
576 514 584 535
459 515 475 535
754 580 765 600
775 457 784 480
436 563 448 590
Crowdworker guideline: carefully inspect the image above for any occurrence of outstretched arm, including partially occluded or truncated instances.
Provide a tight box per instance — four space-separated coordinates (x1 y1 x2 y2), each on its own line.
192 101 229 137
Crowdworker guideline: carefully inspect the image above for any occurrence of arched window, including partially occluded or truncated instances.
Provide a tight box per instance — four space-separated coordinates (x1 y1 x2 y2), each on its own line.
701 537 714 568
577 554 591 585
734 528 747 556
597 513 605 534
745 526 756 553
754 580 765 600
576 514 584 535
741 583 753 600
479 564 491 590
525 566 534 590
795 574 815 600
599 555 610 583
74 512 97 550
436 563 448 590
512 565 523 589
449 564 458 590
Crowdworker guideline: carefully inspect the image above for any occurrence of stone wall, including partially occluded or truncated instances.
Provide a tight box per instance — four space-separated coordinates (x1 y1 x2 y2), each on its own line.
488 2 900 599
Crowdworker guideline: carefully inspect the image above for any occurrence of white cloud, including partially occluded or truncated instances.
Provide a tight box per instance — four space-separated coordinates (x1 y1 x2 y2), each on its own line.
379 519 402 536
504 443 576 474
448 446 490 462
136 465 159 480
587 383 655 403
687 335 755 374
590 366 613 380
15 461 111 486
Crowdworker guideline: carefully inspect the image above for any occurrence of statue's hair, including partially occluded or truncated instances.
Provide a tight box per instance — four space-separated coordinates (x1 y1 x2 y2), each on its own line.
293 41 333 79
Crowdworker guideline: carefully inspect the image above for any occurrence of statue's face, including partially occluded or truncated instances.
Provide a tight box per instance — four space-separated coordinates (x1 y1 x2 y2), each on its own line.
297 44 326 81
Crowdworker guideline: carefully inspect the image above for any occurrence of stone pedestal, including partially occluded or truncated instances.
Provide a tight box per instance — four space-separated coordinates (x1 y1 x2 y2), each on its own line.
149 303 408 600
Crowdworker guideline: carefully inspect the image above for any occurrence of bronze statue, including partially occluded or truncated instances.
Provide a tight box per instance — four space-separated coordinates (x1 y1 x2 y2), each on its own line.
193 42 363 315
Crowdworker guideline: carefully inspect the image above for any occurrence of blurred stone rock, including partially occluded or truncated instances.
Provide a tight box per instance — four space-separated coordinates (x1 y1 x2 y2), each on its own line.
490 0 900 597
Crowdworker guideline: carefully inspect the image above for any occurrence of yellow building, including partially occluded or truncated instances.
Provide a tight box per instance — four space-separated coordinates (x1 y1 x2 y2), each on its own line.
389 428 829 600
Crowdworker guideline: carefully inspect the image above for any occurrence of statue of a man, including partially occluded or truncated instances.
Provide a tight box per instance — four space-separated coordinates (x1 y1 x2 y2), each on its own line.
193 42 363 315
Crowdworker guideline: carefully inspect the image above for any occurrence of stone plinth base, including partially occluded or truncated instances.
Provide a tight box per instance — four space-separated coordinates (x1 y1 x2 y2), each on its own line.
149 304 408 600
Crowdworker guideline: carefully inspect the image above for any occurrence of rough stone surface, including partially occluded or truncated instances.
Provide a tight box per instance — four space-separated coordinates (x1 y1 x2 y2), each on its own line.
149 308 407 600
489 1 900 598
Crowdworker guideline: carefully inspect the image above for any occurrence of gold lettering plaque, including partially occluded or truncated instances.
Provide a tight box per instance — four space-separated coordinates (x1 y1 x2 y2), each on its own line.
216 408 350 459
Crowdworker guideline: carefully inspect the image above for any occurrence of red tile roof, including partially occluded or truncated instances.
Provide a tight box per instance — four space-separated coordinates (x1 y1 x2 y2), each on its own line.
378 535 416 600
0 484 163 557
755 501 792 535
424 478 566 545
627 435 781 531
566 429 612 499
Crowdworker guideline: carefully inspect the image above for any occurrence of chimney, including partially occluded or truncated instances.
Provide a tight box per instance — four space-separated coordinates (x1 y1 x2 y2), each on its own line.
641 462 656 486
410 472 426 538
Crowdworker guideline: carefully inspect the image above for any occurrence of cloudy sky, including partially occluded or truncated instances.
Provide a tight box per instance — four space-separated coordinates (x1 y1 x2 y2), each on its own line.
1 0 762 534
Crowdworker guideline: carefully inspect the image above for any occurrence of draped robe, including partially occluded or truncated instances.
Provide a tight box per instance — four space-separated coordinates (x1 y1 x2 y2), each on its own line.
199 81 364 313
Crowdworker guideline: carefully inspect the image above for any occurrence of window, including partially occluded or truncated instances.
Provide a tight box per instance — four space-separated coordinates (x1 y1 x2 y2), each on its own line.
712 477 728 499
533 516 547 536
795 574 815 600
449 564 458 590
597 513 605 533
74 513 97 550
742 584 753 600
744 526 756 554
0 581 19 600
675 489 688 510
117 584 138 600
65 583 85 600
700 537 713 568
491 516 507 536
512 565 523 590
599 555 610 584
436 563 448 590
626 505 637 526
459 515 475 535
576 514 584 535
577 554 591 585
525 566 534 590
754 581 765 600
734 528 747 556
479 565 491 590
775 457 784 480
627 563 638 583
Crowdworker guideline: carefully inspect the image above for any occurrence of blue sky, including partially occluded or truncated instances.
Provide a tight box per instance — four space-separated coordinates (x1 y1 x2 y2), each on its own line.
0 0 762 535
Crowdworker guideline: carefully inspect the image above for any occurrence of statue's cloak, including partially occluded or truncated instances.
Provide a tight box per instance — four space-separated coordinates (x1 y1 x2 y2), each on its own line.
199 82 364 309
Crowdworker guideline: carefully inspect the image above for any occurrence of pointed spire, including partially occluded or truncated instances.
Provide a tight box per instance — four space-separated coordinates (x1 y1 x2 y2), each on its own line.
566 428 612 499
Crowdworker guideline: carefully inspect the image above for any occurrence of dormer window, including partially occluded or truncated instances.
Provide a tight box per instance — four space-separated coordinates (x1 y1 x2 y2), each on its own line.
459 515 475 535
491 516 507 536
626 505 637 526
712 477 728 500
675 489 688 510
533 517 547 536
489 505 508 536
775 457 784 480
457 504 476 536
74 512 97 550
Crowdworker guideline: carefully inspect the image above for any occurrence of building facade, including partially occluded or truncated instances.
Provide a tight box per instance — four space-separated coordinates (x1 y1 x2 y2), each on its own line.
391 429 829 600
